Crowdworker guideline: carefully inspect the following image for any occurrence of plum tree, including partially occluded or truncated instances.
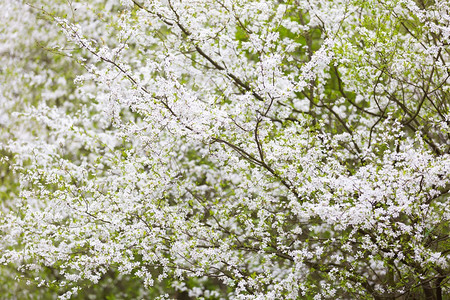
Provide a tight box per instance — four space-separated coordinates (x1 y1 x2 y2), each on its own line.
0 0 449 299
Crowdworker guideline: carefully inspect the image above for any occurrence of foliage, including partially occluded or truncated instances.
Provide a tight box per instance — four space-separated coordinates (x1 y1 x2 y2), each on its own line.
0 0 449 299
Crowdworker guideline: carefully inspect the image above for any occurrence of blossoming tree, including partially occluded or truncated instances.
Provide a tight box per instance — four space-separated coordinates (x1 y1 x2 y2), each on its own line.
0 0 449 299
